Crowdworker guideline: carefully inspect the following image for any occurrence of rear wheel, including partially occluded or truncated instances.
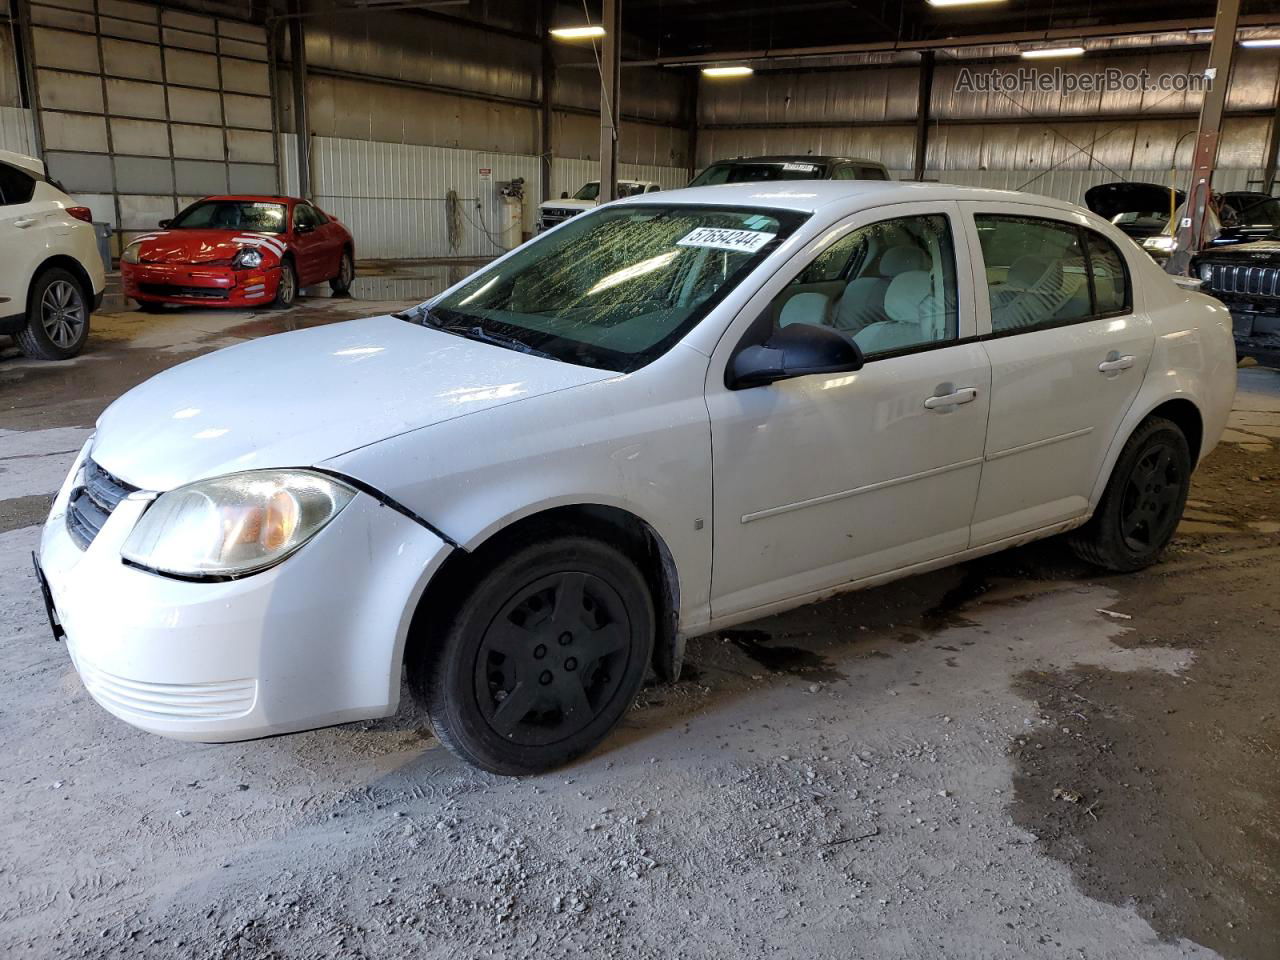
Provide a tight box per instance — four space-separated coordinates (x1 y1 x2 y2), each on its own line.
411 536 654 775
330 251 354 294
1069 416 1191 572
14 268 90 360
272 258 298 309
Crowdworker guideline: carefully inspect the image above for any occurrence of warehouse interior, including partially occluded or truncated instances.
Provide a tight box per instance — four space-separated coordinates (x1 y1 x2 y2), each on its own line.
3 1 1280 958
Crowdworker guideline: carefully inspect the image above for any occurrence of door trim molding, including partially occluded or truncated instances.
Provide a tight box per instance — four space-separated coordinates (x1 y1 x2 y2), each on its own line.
985 426 1094 463
741 457 984 524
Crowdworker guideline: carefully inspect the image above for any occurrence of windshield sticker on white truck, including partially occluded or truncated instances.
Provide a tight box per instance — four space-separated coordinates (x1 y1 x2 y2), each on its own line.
783 162 819 172
677 227 776 254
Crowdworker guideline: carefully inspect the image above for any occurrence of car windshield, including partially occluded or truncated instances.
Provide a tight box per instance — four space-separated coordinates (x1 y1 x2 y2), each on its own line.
169 200 287 233
689 161 824 187
1223 195 1280 230
572 182 600 201
431 204 807 372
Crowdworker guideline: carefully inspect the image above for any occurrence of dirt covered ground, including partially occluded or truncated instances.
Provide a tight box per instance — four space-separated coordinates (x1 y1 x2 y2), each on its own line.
1 292 1276 959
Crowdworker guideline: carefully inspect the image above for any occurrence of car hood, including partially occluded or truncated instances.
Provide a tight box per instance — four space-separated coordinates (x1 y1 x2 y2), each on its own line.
1084 181 1184 220
91 314 616 491
132 229 287 265
1195 237 1280 263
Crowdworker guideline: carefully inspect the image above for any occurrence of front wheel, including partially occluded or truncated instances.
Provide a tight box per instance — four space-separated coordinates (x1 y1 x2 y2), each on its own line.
272 258 298 309
14 268 90 360
1069 416 1191 572
330 251 354 294
411 537 654 775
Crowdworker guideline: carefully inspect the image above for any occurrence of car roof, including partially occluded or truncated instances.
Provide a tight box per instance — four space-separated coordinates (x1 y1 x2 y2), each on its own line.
198 194 300 204
611 179 1079 215
708 155 886 167
0 148 45 177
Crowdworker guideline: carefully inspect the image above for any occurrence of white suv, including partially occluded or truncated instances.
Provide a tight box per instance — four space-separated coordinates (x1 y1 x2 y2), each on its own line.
0 149 105 360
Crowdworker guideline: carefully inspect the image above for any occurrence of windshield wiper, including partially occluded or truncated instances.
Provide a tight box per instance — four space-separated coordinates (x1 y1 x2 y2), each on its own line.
393 303 443 327
451 324 557 360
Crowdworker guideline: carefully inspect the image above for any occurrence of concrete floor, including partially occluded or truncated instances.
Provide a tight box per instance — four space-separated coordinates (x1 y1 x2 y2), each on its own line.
1 272 1277 959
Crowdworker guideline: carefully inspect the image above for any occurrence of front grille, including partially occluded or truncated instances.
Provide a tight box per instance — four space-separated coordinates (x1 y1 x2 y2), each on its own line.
75 657 257 720
66 458 137 550
540 208 583 228
138 283 228 300
1203 262 1280 298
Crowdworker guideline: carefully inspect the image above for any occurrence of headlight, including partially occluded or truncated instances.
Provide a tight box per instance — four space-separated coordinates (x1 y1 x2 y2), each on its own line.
121 470 355 579
1199 263 1213 282
122 242 142 264
233 247 264 269
1143 235 1176 253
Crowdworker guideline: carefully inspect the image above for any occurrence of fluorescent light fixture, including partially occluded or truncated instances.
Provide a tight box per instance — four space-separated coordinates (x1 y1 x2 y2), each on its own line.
927 0 1006 6
702 65 754 78
549 25 605 40
1021 46 1086 59
1188 27 1214 34
1242 38 1280 47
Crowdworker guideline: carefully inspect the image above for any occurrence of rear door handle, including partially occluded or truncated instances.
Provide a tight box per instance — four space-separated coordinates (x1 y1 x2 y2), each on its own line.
1098 353 1135 373
13 218 36 228
924 387 978 410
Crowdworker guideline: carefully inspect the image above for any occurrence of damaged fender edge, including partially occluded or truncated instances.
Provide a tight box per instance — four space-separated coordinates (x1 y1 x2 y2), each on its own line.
310 467 464 551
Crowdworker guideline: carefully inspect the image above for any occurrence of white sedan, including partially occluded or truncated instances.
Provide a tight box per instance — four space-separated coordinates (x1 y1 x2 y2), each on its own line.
36 181 1236 774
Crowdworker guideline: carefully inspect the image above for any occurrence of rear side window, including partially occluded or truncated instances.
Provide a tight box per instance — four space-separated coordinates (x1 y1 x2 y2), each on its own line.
0 162 36 205
1084 230 1131 314
856 165 889 180
975 214 1132 333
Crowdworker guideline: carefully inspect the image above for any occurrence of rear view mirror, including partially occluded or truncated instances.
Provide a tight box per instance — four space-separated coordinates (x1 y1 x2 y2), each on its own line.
158 219 171 228
728 323 864 390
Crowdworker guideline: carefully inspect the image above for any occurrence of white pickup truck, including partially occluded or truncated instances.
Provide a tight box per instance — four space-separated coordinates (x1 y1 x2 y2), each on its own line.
538 179 662 231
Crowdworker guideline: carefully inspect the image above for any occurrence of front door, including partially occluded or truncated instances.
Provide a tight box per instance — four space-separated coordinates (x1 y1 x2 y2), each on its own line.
960 204 1155 545
289 202 328 285
0 160 43 317
706 203 992 619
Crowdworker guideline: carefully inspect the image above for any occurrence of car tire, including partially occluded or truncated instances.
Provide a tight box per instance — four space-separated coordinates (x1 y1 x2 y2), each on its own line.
272 258 298 309
330 251 354 294
14 268 90 361
1069 416 1191 572
411 536 654 775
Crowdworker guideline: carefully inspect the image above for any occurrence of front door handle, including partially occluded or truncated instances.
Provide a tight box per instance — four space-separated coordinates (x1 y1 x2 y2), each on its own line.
924 386 978 410
1098 352 1135 373
13 218 36 228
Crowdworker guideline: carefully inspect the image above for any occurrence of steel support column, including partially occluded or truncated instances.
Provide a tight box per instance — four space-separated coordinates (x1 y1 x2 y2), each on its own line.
1167 0 1241 276
599 0 620 202
539 0 555 204
913 50 935 182
1263 93 1280 195
685 71 699 182
288 0 311 200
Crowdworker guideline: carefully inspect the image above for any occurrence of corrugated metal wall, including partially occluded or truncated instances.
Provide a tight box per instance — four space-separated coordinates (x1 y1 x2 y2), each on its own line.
0 105 36 155
901 166 1264 205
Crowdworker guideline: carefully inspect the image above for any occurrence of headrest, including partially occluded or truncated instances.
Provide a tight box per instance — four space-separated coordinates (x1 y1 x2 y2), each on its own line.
884 270 933 324
779 291 831 327
880 246 930 277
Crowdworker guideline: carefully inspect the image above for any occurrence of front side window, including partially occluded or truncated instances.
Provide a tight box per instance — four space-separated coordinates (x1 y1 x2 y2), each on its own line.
0 162 36 206
170 200 287 234
976 214 1131 333
433 204 808 372
764 213 959 358
293 203 320 229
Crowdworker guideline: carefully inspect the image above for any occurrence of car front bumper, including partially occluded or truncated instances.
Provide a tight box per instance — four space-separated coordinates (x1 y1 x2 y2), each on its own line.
121 261 281 308
38 442 452 742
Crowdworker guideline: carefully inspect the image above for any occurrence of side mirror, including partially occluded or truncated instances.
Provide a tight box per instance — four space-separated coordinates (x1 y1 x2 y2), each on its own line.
158 219 171 228
560 191 569 199
295 222 314 234
728 323 864 390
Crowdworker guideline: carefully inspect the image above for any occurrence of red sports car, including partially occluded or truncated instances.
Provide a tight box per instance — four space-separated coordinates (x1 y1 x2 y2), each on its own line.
120 195 354 310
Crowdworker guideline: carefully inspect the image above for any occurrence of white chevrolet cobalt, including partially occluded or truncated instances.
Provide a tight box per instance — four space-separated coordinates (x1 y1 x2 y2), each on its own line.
36 181 1235 774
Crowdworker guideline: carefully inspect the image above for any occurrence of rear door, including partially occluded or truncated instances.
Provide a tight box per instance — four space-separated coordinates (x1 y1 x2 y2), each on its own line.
0 161 44 316
960 202 1154 545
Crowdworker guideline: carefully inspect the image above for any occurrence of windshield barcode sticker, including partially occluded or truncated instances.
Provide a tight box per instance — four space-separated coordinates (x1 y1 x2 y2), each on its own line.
783 162 819 172
677 227 776 254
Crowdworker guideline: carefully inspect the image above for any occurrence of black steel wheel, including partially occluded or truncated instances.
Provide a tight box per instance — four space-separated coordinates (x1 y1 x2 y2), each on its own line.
412 536 653 775
1070 416 1191 572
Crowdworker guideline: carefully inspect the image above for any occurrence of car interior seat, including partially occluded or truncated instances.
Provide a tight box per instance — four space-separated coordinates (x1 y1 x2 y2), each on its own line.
832 246 930 334
852 269 938 354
